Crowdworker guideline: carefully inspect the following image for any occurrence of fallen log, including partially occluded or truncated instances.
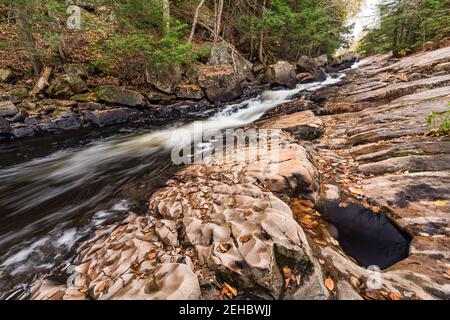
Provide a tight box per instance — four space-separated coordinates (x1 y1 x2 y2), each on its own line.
29 66 52 97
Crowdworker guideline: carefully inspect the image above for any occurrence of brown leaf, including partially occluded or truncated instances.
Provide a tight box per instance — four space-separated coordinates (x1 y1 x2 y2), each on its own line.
388 292 402 301
350 276 360 288
315 239 327 246
222 282 238 299
282 266 293 279
324 278 335 291
147 252 157 260
218 243 232 253
434 200 448 207
349 186 364 196
239 235 252 243
444 268 450 277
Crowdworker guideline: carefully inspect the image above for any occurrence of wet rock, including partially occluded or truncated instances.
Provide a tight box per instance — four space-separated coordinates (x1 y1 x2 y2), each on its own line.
266 61 297 89
11 109 28 123
0 117 11 133
39 112 80 132
296 72 315 83
94 86 146 107
146 90 177 105
83 108 131 127
297 56 327 82
11 124 34 138
47 74 88 98
0 101 18 117
261 111 325 140
0 68 14 83
198 65 243 103
78 102 104 111
63 64 89 79
175 84 205 100
145 65 182 94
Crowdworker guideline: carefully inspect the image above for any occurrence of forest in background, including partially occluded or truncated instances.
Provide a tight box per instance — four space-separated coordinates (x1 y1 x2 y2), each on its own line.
0 0 449 85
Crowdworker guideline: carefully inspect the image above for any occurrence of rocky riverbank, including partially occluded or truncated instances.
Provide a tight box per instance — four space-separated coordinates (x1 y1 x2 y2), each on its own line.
21 46 450 300
0 41 354 142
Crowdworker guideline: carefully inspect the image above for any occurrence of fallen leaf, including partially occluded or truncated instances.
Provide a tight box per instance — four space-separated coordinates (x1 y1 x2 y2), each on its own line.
239 235 252 243
349 186 364 196
282 266 293 279
444 268 450 277
218 243 231 253
350 276 360 288
388 292 402 300
434 200 448 207
324 278 335 291
147 252 157 260
398 74 409 82
222 282 238 299
315 239 327 246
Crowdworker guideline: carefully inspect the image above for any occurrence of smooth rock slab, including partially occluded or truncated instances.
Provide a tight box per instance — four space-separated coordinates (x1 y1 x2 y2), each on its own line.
261 111 325 140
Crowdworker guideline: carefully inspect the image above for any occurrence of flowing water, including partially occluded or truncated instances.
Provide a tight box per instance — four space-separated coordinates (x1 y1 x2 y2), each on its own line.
0 76 345 296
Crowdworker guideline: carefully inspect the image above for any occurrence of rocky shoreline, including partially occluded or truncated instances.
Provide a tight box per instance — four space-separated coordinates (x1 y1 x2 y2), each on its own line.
12 46 450 300
0 41 356 143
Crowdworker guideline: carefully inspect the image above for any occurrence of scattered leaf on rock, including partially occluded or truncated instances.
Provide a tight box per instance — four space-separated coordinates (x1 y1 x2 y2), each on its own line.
218 243 231 253
315 239 327 246
434 200 448 207
350 276 360 288
239 235 252 243
147 252 157 260
324 278 335 291
221 282 237 299
388 292 402 300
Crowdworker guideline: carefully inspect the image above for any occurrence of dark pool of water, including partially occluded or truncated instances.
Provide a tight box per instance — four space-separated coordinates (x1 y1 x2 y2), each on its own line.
321 202 411 270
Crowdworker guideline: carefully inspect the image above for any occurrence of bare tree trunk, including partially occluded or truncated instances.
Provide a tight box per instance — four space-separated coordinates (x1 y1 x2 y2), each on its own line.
213 0 224 45
189 0 206 43
258 0 266 65
12 4 42 76
162 0 170 32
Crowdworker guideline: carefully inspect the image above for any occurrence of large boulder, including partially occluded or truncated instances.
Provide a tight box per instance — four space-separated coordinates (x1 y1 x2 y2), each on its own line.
47 74 88 98
0 101 18 117
297 56 327 82
145 64 182 94
265 61 297 89
209 41 254 82
314 54 329 67
261 111 325 141
0 68 14 83
198 65 243 103
94 86 146 107
83 108 131 127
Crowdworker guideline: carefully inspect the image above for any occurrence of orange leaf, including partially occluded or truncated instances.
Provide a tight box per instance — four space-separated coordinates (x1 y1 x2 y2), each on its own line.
324 278 335 291
239 235 252 243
